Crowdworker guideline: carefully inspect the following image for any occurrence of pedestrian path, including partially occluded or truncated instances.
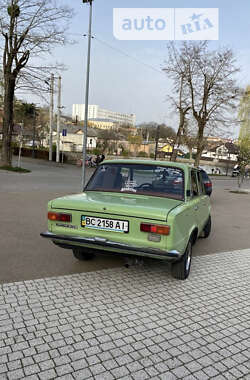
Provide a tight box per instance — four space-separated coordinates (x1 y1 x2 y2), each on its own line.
0 250 250 379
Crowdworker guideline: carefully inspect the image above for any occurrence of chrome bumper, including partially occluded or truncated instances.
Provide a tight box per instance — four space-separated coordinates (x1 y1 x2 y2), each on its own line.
40 231 182 261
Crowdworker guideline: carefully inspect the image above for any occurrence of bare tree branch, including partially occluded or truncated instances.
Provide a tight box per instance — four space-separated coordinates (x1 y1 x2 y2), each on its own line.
0 0 74 166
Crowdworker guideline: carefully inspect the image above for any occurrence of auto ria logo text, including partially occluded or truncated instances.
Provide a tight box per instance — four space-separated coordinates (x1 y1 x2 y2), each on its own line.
113 8 219 41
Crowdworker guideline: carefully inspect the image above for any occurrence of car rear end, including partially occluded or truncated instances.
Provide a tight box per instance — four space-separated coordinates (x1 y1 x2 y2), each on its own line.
43 192 183 261
41 161 187 262
201 170 212 196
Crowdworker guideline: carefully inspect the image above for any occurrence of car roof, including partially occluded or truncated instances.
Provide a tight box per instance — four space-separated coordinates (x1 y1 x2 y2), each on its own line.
101 159 196 170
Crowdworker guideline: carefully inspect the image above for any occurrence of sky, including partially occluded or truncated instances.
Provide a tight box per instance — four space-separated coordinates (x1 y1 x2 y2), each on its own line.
21 0 250 136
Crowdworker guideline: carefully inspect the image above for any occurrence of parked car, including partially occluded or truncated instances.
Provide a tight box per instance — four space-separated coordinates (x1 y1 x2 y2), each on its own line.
41 160 211 280
200 169 212 196
232 169 240 177
232 165 240 177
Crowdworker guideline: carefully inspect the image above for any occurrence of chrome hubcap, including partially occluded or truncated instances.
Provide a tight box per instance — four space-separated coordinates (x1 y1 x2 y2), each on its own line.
185 243 192 272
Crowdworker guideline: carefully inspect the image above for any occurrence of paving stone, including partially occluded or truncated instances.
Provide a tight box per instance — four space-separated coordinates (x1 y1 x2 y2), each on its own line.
193 370 210 380
57 375 74 380
126 361 144 373
155 362 170 373
0 250 249 380
94 371 115 380
159 372 177 380
145 366 160 377
24 364 40 376
116 354 133 366
89 363 106 376
132 369 149 379
172 365 191 378
7 360 22 371
0 363 8 374
7 368 25 379
38 360 55 371
185 361 202 373
55 364 73 376
111 365 130 378
72 368 92 379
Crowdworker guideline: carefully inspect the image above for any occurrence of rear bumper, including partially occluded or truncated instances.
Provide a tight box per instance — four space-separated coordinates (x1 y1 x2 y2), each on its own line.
41 231 182 261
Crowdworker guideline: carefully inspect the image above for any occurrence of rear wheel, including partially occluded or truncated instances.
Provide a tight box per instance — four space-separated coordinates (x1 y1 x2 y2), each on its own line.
203 215 211 238
171 239 192 280
72 248 95 261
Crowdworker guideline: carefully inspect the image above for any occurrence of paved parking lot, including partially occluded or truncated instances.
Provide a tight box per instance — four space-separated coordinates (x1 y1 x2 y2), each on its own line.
0 249 250 380
0 157 250 283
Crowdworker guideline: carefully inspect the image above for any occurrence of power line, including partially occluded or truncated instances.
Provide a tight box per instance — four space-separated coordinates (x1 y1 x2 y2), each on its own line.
69 32 165 76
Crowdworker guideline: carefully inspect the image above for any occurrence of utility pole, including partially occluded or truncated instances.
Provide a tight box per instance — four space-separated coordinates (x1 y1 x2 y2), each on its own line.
32 108 36 159
82 0 93 190
17 122 23 168
49 73 54 161
154 125 160 160
56 76 62 163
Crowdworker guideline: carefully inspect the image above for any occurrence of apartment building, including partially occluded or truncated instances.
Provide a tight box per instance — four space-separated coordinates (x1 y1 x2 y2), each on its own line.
72 104 136 126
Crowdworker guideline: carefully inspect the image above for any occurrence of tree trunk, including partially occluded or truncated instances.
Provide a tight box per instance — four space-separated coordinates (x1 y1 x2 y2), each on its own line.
189 148 193 163
194 149 202 167
0 74 16 166
194 120 205 167
171 109 187 162
171 113 184 162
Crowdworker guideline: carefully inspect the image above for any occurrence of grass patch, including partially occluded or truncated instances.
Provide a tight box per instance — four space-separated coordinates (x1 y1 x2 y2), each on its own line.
0 165 31 173
229 190 249 194
209 174 228 177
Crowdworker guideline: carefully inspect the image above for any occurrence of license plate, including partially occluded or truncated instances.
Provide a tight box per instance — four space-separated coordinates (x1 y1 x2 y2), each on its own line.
81 216 129 233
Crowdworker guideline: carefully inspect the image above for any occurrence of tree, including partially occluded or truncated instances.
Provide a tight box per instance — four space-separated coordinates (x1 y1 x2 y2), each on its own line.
96 129 120 154
0 0 73 166
237 136 250 188
163 42 240 166
137 122 176 141
238 86 250 139
14 100 36 126
170 75 191 162
128 134 142 156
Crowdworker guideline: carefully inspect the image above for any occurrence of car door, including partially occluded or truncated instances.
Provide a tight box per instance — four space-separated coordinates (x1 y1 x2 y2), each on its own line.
197 170 210 227
189 170 205 233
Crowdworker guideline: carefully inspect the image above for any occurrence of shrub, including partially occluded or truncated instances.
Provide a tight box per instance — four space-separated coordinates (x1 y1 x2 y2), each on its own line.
138 151 148 157
92 148 101 155
150 153 155 159
121 150 130 157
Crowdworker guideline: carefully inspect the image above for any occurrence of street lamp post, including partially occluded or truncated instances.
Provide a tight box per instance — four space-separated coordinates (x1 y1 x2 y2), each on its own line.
82 0 93 190
49 73 54 161
154 125 160 160
56 76 62 163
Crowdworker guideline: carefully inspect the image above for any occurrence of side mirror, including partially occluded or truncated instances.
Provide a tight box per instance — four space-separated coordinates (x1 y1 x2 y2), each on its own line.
186 190 191 197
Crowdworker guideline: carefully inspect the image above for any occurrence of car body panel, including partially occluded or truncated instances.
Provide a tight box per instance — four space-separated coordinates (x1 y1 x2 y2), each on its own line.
50 191 182 222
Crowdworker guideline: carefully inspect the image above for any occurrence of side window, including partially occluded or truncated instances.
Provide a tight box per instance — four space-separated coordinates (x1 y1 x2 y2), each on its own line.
197 172 205 195
191 171 199 197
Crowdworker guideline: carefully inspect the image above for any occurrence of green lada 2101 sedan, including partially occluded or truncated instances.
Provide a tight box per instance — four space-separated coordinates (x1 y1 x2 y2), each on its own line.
41 160 211 280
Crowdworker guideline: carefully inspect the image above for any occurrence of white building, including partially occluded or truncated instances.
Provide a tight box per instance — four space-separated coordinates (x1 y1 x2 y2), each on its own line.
202 143 239 162
72 104 136 126
43 126 97 153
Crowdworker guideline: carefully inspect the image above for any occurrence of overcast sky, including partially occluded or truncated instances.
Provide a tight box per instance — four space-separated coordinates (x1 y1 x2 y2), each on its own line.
22 0 250 136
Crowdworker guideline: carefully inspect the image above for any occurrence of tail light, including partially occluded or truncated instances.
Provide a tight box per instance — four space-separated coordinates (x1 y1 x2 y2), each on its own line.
48 212 72 222
140 223 170 235
204 182 212 187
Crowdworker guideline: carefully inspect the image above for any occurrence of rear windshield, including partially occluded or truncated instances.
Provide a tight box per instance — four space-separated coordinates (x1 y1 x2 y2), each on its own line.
201 171 209 181
85 163 184 200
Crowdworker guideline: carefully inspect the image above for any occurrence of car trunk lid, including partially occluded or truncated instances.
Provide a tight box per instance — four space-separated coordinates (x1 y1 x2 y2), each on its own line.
51 191 182 222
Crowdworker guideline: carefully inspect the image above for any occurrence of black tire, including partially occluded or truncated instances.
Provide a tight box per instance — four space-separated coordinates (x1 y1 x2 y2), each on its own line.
72 248 95 261
203 215 211 238
171 239 192 280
